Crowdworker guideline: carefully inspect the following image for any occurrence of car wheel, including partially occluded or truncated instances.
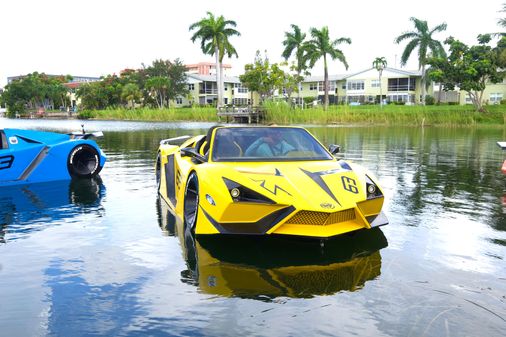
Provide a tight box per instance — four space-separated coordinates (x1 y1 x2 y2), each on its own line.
155 152 161 190
67 144 102 178
184 172 199 232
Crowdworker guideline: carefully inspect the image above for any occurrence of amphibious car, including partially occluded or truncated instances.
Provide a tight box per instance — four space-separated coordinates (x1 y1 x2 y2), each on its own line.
156 126 388 238
0 128 106 186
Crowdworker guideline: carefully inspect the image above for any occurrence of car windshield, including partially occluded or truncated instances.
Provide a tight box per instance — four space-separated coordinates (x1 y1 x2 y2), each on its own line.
211 127 334 162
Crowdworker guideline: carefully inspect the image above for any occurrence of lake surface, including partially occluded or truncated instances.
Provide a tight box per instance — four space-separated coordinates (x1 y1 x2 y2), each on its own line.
0 118 505 337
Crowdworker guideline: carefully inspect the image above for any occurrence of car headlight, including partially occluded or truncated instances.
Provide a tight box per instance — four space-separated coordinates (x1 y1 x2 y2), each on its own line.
223 178 275 204
366 175 383 199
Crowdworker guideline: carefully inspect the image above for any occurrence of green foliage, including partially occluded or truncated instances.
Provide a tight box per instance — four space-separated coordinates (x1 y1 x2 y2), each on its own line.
303 26 351 110
425 95 435 105
1 73 69 115
77 110 96 119
262 102 506 126
395 17 447 104
240 51 288 102
189 11 240 107
282 24 308 76
428 35 505 112
76 59 188 110
303 96 316 105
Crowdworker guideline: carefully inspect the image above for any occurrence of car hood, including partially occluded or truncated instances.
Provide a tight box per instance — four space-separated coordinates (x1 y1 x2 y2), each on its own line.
204 159 373 211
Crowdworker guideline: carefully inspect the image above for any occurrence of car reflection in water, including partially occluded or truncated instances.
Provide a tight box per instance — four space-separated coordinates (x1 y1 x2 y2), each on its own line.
157 198 388 300
0 178 105 243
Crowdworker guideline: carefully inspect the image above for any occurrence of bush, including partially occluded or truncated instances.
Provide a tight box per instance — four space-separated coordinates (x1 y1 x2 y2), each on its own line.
500 99 506 105
77 110 96 119
425 95 435 105
303 96 316 105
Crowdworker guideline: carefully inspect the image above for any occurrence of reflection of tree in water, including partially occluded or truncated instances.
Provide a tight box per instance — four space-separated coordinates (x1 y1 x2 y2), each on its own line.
157 198 388 300
313 126 506 237
0 177 105 243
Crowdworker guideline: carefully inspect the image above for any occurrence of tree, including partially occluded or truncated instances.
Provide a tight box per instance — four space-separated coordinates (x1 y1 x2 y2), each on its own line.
372 57 387 107
1 73 69 116
428 34 504 112
240 51 288 103
189 12 240 108
146 76 171 109
282 24 307 105
121 83 141 108
144 59 188 108
394 17 447 104
303 26 351 110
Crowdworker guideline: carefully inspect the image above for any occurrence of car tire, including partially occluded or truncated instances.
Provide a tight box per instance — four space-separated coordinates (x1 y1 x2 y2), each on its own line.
67 144 102 178
183 172 199 233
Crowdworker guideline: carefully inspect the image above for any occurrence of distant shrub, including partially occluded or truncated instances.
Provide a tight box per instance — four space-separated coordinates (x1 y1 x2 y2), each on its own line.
303 97 317 105
425 95 435 105
78 110 96 119
500 99 506 105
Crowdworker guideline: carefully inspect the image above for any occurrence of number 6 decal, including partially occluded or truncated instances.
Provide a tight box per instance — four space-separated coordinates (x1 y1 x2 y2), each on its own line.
341 176 358 194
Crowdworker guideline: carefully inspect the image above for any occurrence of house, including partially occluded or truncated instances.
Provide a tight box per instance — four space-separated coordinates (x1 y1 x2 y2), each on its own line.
175 73 253 107
433 79 506 105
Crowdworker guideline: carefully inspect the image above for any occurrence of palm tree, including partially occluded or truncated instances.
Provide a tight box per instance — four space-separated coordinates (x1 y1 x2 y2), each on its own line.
394 17 447 105
282 24 307 106
499 3 506 29
372 57 387 107
189 12 240 108
304 26 351 110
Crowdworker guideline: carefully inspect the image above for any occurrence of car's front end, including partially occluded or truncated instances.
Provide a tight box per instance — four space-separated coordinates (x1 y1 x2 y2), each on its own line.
191 160 387 238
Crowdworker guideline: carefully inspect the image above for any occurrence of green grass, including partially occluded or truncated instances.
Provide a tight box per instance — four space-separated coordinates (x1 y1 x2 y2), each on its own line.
77 103 506 126
263 101 506 126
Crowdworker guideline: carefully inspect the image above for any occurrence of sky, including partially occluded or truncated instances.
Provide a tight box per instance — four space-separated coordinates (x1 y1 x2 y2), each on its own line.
0 0 504 87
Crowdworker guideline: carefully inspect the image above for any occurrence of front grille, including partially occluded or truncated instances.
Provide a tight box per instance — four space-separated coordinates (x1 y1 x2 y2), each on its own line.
285 209 356 226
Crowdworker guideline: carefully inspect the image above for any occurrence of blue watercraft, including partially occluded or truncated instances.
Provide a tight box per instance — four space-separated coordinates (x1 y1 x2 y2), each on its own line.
0 128 106 186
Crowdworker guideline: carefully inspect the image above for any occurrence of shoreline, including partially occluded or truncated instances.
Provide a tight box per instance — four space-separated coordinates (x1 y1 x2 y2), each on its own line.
4 104 506 127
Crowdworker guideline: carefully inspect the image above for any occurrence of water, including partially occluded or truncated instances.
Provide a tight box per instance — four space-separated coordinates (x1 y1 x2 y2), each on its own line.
0 118 505 336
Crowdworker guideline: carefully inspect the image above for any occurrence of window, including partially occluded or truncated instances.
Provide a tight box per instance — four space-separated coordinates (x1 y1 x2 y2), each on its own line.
234 83 248 93
309 83 318 90
347 80 365 91
388 78 415 91
176 97 183 104
232 98 250 106
318 81 335 91
188 84 194 91
490 93 503 104
371 80 380 88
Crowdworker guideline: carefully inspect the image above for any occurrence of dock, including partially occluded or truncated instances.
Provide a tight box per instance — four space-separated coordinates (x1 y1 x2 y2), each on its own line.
217 106 265 124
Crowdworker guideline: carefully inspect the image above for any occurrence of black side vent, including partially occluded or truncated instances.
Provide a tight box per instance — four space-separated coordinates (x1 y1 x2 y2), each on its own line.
165 154 177 206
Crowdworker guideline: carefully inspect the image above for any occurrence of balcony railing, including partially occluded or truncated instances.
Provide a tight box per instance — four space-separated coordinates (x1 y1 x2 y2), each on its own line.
199 89 218 94
388 85 415 92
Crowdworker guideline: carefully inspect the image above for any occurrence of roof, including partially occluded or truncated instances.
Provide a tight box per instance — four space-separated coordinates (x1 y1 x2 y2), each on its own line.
187 73 241 84
343 67 422 79
302 67 422 83
303 74 348 82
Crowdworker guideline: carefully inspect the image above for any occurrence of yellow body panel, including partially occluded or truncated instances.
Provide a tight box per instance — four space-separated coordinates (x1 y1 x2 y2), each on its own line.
156 127 387 238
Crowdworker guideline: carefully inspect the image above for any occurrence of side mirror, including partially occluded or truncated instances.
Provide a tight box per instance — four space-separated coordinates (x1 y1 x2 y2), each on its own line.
328 144 340 155
180 147 206 163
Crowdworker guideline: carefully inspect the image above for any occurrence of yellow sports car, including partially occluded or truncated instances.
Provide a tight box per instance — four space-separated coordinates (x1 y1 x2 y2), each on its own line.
156 126 388 238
